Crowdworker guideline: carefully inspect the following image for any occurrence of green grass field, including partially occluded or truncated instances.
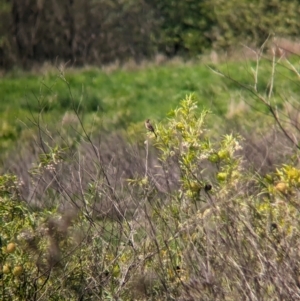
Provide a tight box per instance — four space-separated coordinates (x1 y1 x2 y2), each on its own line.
0 55 299 154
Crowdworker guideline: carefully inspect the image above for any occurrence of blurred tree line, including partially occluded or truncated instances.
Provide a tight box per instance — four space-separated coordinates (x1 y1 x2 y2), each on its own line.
1 0 300 69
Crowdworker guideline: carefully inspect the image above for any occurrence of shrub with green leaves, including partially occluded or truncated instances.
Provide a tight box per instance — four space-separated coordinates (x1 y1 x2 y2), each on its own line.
153 95 242 198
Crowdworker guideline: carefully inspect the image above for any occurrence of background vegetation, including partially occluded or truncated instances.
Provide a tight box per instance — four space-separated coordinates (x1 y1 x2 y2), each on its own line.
1 0 300 69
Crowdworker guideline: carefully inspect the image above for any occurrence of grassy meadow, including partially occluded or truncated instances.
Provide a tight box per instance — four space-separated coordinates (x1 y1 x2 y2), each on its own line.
1 53 300 300
1 54 300 155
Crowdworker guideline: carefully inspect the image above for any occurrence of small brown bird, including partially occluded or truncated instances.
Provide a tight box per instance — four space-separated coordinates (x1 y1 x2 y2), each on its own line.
145 119 157 138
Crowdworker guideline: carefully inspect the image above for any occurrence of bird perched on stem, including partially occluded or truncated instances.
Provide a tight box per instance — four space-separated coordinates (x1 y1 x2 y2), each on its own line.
145 119 157 138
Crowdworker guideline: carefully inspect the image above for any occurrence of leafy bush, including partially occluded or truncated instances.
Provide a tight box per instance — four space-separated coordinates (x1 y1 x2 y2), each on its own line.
204 0 300 50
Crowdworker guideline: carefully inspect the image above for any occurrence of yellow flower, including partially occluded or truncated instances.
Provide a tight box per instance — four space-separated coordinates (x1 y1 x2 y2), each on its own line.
189 182 201 192
12 265 23 277
6 243 16 254
208 153 219 163
275 182 287 193
112 264 120 278
3 264 10 274
217 150 229 160
217 172 228 182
